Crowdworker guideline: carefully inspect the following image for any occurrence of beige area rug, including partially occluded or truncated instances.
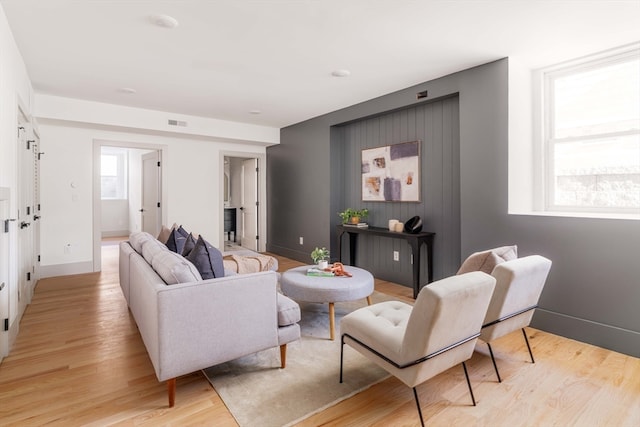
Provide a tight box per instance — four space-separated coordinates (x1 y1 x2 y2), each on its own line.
203 291 396 427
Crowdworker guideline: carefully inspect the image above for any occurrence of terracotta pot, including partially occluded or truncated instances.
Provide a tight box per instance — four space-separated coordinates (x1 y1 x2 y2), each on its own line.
350 216 360 224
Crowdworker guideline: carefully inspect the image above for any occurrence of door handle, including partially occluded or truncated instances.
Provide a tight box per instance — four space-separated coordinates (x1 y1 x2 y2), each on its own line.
139 209 145 212
33 215 41 221
20 221 30 229
4 218 16 233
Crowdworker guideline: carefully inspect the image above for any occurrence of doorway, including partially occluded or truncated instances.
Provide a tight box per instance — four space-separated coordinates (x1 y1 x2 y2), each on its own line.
93 141 165 271
222 154 266 252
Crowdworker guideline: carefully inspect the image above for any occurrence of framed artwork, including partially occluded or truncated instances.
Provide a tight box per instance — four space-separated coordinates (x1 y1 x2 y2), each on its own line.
361 140 420 202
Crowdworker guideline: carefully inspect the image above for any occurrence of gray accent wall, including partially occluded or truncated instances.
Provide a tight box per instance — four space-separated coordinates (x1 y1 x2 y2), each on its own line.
267 58 640 357
331 97 461 285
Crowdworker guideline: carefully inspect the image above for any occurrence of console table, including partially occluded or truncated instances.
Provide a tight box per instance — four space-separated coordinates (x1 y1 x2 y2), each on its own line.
336 224 435 299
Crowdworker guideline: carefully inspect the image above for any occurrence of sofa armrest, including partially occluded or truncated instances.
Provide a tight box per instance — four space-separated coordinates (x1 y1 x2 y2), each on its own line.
154 271 280 381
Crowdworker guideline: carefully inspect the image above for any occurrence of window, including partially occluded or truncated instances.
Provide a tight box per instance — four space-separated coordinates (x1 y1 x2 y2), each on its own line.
101 148 128 199
542 46 640 216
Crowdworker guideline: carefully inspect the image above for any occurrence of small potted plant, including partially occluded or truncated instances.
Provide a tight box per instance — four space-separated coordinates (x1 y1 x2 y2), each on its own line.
311 247 330 269
354 208 369 224
338 208 369 224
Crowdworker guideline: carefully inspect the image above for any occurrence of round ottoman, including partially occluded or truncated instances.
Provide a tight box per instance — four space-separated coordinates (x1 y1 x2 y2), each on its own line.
281 265 374 340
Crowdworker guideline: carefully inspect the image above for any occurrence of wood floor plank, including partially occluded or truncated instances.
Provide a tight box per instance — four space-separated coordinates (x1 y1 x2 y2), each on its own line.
0 242 637 426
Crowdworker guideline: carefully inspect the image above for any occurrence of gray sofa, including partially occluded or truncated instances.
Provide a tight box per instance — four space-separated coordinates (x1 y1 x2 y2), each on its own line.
118 231 301 407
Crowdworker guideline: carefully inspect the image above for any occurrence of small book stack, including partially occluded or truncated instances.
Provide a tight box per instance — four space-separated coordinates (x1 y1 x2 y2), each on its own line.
306 268 335 277
344 222 368 228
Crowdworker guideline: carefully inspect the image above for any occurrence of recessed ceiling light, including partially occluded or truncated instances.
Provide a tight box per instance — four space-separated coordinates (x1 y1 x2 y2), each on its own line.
331 69 351 77
118 87 137 94
249 110 261 115
150 14 179 29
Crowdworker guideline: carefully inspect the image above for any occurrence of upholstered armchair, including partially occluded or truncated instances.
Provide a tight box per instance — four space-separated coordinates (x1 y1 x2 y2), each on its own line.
480 255 552 382
339 272 496 427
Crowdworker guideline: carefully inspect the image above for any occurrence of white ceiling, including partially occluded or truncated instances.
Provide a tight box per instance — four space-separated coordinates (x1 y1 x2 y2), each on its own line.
2 0 639 128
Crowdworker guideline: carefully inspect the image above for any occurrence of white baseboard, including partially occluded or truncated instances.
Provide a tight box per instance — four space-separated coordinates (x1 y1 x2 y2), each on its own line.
102 230 130 238
39 261 94 279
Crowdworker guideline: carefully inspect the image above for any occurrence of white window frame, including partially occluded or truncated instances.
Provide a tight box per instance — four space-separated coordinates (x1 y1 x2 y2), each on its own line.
540 45 640 218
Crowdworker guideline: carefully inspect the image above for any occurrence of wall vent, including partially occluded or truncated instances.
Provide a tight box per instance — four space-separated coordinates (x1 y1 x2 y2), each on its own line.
168 119 187 127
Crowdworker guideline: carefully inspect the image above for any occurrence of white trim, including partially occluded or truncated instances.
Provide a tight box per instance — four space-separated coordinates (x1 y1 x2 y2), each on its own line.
538 44 640 216
39 261 94 279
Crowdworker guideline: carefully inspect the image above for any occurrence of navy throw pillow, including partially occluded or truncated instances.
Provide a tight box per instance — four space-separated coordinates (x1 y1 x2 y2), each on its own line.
176 225 189 238
166 228 187 254
186 236 225 279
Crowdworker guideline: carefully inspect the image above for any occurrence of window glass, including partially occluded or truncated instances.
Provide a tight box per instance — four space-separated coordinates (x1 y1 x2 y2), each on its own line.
101 149 127 200
553 60 640 139
545 49 640 214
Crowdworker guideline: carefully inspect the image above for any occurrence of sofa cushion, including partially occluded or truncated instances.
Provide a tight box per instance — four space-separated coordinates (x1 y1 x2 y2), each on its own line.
166 228 187 254
130 231 155 254
181 233 197 257
186 236 225 279
457 245 518 275
151 250 202 285
141 238 168 264
277 293 301 326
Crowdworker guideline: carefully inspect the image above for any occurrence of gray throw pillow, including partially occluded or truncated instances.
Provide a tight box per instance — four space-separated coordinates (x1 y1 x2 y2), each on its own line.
186 236 225 279
181 233 197 257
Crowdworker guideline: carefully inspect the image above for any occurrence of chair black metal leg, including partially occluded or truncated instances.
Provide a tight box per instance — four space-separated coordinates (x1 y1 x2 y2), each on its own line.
413 387 425 427
339 335 345 383
487 342 502 383
522 328 535 364
461 362 476 406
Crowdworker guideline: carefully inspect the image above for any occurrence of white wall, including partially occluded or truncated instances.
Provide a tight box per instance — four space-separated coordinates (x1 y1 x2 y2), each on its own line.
101 200 129 237
37 115 275 277
36 94 280 146
0 6 33 217
508 57 535 213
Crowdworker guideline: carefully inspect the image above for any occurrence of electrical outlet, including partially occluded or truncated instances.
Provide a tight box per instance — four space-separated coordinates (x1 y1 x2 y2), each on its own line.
393 250 399 261
299 237 303 245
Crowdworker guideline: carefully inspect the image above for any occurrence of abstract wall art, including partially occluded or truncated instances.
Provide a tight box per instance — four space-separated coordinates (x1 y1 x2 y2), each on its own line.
361 140 420 202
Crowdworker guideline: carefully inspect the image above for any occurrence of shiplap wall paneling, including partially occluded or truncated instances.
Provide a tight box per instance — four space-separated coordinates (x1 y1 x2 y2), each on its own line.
334 96 460 288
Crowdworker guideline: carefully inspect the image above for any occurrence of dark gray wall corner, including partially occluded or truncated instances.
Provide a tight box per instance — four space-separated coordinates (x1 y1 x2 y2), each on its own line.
267 58 640 357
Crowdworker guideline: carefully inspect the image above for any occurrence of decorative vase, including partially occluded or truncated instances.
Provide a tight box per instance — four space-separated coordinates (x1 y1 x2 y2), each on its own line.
317 260 329 269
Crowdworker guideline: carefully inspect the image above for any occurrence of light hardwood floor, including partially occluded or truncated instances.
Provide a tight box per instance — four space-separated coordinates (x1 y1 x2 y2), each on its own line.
0 243 638 426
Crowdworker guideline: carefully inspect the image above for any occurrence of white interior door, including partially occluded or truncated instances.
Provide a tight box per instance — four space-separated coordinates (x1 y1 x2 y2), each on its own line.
0 189 10 362
17 120 35 318
240 158 258 251
141 151 161 236
32 136 41 282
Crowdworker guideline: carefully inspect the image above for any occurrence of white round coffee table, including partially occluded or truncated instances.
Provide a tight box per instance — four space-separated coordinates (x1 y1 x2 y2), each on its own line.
281 265 374 340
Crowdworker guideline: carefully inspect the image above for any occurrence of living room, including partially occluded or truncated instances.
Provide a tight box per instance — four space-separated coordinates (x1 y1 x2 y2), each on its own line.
0 1 638 425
